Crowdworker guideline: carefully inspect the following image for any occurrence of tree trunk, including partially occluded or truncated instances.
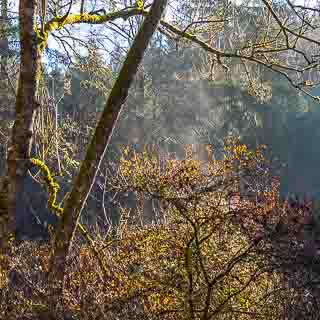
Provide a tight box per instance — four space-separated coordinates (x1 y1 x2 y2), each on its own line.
0 0 8 77
3 0 42 248
48 0 168 291
0 0 8 177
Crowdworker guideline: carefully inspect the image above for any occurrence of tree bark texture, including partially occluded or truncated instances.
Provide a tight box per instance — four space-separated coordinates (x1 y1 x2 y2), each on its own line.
6 0 42 243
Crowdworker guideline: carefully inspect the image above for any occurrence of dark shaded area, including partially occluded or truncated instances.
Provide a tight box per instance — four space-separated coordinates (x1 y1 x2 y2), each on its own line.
15 172 59 240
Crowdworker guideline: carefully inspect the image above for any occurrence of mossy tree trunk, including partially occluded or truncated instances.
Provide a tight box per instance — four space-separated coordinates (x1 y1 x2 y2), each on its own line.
5 0 43 245
48 0 168 290
0 0 8 80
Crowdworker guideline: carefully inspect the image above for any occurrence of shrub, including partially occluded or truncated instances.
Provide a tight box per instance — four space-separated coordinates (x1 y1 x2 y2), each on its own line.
0 138 307 319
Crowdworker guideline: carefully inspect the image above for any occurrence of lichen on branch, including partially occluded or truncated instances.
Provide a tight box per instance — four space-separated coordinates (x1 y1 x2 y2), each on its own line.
30 158 108 275
35 7 146 52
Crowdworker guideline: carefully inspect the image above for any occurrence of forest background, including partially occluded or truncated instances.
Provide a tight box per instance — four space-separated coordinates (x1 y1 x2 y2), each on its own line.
1 0 320 319
2 0 320 197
